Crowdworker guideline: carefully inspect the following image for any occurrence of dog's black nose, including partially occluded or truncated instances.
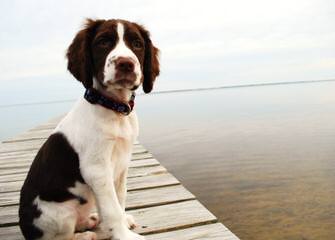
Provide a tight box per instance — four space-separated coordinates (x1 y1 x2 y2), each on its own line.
115 57 135 73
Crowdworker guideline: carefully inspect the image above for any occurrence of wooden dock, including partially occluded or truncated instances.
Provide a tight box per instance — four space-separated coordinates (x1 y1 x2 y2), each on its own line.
0 116 240 239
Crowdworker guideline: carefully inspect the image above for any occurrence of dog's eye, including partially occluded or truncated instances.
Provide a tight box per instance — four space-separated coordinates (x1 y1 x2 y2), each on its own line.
132 40 143 49
97 38 111 47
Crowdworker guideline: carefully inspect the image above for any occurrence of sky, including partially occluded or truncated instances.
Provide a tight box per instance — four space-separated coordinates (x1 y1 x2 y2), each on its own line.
1 0 335 94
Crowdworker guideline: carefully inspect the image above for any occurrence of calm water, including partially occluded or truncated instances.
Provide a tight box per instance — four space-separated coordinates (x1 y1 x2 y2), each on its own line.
0 76 80 140
1 82 335 239
136 82 335 240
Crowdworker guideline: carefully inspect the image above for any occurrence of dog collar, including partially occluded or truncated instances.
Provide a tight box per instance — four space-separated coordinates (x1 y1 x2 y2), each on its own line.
84 88 135 115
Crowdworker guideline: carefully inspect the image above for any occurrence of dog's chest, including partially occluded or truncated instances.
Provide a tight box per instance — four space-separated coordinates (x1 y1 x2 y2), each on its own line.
104 115 138 176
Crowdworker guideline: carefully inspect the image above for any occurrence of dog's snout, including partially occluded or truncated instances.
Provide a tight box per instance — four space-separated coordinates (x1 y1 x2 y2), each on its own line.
115 57 135 73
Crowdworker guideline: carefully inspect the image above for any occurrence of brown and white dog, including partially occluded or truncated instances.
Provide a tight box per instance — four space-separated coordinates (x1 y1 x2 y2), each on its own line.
19 19 159 240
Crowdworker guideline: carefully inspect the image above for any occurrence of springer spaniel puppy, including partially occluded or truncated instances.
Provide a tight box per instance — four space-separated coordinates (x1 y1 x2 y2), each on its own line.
19 18 159 240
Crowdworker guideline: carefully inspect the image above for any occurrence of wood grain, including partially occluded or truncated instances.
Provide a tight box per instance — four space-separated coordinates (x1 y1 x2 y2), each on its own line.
0 164 165 183
146 223 240 240
0 185 196 226
0 140 148 154
1 200 217 238
0 172 179 194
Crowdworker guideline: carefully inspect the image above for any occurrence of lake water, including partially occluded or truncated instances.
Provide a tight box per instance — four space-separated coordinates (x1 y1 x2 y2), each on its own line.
1 81 335 240
137 81 335 240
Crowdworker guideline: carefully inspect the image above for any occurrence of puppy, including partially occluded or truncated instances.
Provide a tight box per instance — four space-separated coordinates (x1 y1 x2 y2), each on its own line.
19 18 160 240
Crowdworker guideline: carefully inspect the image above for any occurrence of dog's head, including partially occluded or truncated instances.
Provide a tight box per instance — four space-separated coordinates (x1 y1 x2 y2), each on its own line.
66 19 160 93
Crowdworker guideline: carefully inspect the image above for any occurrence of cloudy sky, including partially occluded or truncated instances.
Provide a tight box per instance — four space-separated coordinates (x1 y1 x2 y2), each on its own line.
1 0 335 92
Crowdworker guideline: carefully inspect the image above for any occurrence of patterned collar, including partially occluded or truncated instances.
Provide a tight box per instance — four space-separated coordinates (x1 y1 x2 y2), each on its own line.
84 88 135 115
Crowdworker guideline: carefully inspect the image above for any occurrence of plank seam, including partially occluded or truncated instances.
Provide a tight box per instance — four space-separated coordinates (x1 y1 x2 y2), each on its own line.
141 219 218 236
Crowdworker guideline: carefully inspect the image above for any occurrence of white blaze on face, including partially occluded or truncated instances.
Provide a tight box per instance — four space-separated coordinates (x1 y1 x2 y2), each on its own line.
103 22 142 87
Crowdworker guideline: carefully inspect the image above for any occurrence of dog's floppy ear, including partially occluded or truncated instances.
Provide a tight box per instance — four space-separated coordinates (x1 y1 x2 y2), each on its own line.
66 19 104 88
137 25 160 93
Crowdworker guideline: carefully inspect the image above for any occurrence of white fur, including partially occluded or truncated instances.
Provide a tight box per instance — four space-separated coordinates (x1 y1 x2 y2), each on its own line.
33 197 78 240
103 22 142 88
34 97 144 239
33 20 147 240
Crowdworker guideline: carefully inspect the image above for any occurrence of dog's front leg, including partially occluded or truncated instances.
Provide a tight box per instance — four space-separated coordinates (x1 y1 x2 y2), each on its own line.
116 169 138 229
81 156 144 240
116 169 128 211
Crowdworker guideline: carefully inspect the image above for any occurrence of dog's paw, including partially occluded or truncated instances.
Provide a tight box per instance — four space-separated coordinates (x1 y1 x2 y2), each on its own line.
74 231 97 240
100 223 145 240
87 213 100 229
126 214 138 229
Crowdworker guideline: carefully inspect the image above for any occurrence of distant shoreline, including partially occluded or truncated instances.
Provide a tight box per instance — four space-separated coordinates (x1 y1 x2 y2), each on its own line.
1 78 335 108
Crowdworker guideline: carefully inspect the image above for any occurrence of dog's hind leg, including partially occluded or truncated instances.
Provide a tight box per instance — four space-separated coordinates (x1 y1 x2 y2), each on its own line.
35 205 97 240
38 201 97 240
40 216 76 240
33 198 79 240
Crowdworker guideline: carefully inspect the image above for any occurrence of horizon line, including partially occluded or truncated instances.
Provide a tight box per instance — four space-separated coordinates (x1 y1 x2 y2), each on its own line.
149 78 335 95
0 78 334 108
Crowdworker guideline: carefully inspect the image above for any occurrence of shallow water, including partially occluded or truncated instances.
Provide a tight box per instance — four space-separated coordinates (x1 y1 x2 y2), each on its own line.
136 82 335 240
1 81 334 239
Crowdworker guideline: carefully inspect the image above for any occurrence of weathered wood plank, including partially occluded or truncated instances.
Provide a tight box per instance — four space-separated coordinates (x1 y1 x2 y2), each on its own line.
0 185 195 227
0 164 165 185
0 159 161 173
0 162 31 170
0 200 217 239
0 226 22 240
0 153 154 166
128 165 167 178
0 138 45 153
0 224 239 240
0 205 18 226
127 173 179 191
145 223 240 240
0 154 36 162
0 184 194 208
0 185 195 219
126 185 195 209
0 151 37 159
2 131 142 144
125 200 217 235
0 140 148 154
28 124 58 131
131 152 153 160
0 192 18 206
0 139 144 149
0 147 151 160
0 172 179 193
129 158 160 168
0 173 26 183
2 129 52 143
